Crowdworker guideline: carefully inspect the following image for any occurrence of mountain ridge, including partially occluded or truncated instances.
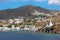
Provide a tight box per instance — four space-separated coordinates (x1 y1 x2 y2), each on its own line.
0 5 56 19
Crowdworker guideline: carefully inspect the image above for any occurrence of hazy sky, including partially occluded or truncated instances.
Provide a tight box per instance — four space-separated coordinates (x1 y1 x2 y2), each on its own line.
0 0 60 11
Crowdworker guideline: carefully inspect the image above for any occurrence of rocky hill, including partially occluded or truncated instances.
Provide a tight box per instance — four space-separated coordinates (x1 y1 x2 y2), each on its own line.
0 5 55 19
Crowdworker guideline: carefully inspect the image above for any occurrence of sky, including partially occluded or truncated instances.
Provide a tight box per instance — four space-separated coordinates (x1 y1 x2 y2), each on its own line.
0 0 60 11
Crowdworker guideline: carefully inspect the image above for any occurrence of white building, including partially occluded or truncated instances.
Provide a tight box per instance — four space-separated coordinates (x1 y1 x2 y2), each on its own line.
0 27 10 32
15 27 20 31
0 20 7 23
24 25 38 31
10 25 16 31
11 25 20 31
8 19 14 24
45 19 53 28
14 18 24 24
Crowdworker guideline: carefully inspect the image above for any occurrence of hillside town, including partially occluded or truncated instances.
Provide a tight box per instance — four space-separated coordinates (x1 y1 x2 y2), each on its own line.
0 10 60 34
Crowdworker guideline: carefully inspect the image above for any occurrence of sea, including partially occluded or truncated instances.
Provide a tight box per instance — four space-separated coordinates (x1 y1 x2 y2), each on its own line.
0 31 60 40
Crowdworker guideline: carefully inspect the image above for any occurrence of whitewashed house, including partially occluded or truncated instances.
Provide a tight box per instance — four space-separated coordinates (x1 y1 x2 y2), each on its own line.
24 25 38 31
0 20 7 23
11 25 20 31
8 19 14 24
1 25 11 31
0 27 10 32
24 25 30 30
15 27 20 31
10 25 16 31
0 27 3 31
14 18 24 24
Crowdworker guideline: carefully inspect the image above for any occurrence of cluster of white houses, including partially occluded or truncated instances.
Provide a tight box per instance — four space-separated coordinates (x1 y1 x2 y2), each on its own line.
0 10 59 33
0 17 53 32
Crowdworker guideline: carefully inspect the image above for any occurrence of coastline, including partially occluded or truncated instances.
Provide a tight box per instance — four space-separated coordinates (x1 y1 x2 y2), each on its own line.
0 29 60 35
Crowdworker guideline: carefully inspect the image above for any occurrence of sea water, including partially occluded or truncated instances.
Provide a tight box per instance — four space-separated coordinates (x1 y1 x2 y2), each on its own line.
0 31 60 40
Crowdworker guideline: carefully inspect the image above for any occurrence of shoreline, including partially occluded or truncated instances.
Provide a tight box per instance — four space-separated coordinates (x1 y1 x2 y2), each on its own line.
0 30 60 35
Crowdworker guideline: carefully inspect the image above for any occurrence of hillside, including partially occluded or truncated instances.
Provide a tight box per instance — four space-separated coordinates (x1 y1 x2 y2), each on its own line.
0 5 52 19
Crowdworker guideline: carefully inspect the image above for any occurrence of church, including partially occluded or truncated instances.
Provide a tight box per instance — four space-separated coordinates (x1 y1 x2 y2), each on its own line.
45 19 54 33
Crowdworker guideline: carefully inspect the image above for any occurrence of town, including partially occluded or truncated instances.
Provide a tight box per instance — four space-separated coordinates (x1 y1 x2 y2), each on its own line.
0 10 60 34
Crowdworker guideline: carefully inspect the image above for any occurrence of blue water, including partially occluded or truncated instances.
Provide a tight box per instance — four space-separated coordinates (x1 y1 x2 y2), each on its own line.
0 31 60 40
